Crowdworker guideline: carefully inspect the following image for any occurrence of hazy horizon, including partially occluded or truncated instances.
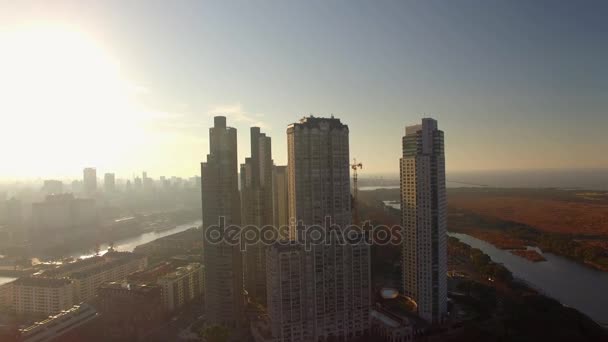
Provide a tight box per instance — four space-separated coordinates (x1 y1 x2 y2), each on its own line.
2 168 607 191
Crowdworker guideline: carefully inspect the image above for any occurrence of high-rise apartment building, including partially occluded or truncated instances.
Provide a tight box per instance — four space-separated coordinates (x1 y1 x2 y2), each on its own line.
201 116 244 329
83 168 97 196
272 165 289 228
287 116 352 231
42 180 63 195
31 194 96 231
241 127 273 303
400 118 447 324
142 171 154 191
104 173 116 193
267 116 371 342
133 177 142 191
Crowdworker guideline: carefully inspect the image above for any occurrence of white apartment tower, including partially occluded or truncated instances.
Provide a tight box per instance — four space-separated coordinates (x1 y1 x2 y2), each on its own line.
400 118 447 324
267 116 371 342
201 116 244 330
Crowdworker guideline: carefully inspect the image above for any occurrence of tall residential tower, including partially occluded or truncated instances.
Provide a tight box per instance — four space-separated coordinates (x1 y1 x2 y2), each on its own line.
267 116 371 342
240 127 273 303
83 167 97 196
400 118 447 323
104 173 116 193
201 116 244 329
272 165 289 228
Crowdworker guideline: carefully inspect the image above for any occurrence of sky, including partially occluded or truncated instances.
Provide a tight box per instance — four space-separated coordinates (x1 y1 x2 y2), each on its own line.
0 0 607 180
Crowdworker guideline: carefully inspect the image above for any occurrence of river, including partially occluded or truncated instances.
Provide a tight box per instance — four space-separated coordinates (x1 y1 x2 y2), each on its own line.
450 232 608 327
71 219 202 259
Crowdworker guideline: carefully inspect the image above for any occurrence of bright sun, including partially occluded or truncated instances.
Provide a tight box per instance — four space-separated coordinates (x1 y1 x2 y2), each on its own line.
0 25 146 179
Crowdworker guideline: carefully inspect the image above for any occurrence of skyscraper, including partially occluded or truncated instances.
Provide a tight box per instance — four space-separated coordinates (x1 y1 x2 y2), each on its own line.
133 176 142 191
272 165 289 228
142 171 153 191
267 116 371 342
201 116 244 330
400 118 447 324
42 180 63 195
83 168 97 196
240 127 273 303
104 173 116 193
287 116 352 232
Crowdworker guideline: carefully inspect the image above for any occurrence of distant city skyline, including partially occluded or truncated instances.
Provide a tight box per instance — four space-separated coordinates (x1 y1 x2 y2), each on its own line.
1 0 607 179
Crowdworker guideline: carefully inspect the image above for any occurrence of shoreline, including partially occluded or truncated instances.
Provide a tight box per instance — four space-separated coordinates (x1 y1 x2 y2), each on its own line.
509 249 546 262
25 213 201 261
450 227 608 272
450 232 608 328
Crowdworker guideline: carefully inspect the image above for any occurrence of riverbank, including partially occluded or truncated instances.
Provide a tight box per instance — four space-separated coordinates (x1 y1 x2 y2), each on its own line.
72 219 202 259
448 235 608 340
451 232 608 327
509 249 546 262
449 208 608 272
27 209 201 260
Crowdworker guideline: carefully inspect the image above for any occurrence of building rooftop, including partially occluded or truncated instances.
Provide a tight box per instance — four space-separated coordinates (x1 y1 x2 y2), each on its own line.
71 254 144 279
20 304 96 331
42 256 105 277
371 309 402 328
13 277 72 288
158 263 201 281
127 262 173 282
288 115 348 130
100 282 160 294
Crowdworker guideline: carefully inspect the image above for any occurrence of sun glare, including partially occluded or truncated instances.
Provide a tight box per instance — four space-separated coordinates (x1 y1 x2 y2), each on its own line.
0 25 146 178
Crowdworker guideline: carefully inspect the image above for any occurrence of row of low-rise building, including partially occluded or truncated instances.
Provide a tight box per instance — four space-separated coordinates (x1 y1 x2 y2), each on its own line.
157 262 204 312
5 252 147 316
3 257 202 342
128 261 204 313
69 252 147 303
89 263 204 341
11 277 74 316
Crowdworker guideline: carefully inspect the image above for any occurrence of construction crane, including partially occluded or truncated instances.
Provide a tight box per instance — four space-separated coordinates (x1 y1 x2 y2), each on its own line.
351 158 363 225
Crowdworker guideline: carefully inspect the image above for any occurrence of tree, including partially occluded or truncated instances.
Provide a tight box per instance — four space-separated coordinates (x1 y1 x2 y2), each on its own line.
200 325 230 342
